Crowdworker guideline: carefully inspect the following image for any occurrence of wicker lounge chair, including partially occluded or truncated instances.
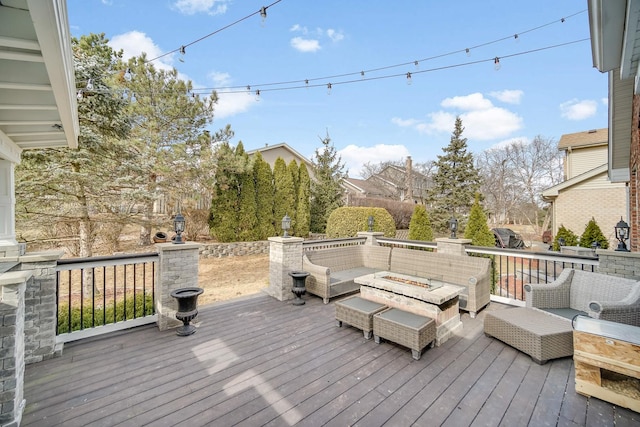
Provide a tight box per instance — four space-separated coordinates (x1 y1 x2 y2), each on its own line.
524 269 640 326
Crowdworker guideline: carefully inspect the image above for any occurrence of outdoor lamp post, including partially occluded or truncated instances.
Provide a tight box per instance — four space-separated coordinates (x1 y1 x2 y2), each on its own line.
282 214 291 238
368 215 374 232
173 212 185 244
449 216 458 239
615 217 630 252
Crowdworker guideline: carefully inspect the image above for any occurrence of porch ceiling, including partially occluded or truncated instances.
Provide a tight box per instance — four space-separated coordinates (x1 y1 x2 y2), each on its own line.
0 0 78 163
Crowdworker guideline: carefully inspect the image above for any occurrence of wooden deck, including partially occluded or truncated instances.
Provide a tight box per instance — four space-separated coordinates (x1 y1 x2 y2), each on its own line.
23 293 640 427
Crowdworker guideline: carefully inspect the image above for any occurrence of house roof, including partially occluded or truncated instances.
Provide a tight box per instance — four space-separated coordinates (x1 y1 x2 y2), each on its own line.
0 0 79 163
246 142 312 166
541 163 608 199
557 128 608 150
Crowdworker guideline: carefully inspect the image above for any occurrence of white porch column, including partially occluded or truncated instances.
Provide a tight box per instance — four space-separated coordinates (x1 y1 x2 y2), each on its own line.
0 159 18 256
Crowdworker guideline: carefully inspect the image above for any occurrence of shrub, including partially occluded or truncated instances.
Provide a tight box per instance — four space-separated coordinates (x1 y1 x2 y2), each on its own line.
58 293 154 334
464 195 495 247
553 224 579 251
326 207 395 238
579 217 609 249
408 205 434 241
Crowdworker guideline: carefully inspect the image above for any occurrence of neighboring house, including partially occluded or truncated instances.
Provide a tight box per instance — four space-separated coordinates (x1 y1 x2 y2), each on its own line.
343 156 430 204
588 0 640 251
0 1 79 256
247 142 315 181
542 128 626 248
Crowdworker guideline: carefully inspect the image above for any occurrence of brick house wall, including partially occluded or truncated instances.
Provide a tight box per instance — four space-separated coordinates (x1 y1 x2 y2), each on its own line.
630 94 640 252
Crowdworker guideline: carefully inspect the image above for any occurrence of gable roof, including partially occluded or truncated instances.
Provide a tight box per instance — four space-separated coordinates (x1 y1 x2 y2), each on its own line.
541 163 608 199
246 142 312 165
557 128 608 150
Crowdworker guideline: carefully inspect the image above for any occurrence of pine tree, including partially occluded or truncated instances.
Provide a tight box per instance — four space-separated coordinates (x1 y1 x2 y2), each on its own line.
296 163 311 238
287 159 299 234
253 152 275 240
236 142 258 241
310 132 346 233
408 205 434 241
464 194 495 247
428 117 482 233
579 217 609 249
553 224 579 251
273 157 295 236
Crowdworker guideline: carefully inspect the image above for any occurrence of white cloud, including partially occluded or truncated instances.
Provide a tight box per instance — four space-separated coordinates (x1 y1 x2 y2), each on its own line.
560 99 597 120
489 136 531 151
290 37 321 53
601 97 608 107
339 144 410 178
489 89 523 104
326 29 344 42
173 0 229 15
392 92 523 141
441 93 493 110
214 92 256 119
208 71 231 86
290 24 308 34
109 31 168 65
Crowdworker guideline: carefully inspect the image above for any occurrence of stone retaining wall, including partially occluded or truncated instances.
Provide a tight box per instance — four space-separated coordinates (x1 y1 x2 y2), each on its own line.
199 240 269 258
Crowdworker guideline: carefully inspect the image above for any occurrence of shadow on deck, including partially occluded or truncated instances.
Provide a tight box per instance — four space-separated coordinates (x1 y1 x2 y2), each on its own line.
23 293 640 426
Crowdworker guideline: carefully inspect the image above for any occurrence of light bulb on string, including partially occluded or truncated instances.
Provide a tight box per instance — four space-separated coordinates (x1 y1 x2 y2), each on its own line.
406 72 412 85
494 57 501 70
255 89 261 101
123 68 132 81
465 48 470 57
305 79 309 90
86 78 94 91
246 85 251 96
360 71 365 80
179 46 186 63
414 60 419 70
76 89 83 101
514 34 519 43
260 6 267 26
327 83 332 95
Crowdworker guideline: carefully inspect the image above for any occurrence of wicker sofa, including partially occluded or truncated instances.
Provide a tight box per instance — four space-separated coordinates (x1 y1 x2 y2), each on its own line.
388 248 491 318
302 245 392 304
524 269 640 326
302 245 491 317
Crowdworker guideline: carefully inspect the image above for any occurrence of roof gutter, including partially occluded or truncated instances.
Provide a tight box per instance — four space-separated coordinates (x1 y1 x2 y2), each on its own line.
588 0 627 72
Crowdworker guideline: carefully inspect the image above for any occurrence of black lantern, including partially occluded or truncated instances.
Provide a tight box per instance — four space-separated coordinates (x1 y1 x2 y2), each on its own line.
173 212 185 244
282 214 291 238
615 217 630 252
449 216 458 239
368 215 374 232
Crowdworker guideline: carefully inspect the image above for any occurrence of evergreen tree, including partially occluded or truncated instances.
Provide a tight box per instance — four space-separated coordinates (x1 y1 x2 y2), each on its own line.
408 205 434 241
236 142 258 241
253 152 275 240
464 194 495 247
553 224 579 251
310 132 346 233
273 157 295 236
296 163 311 238
579 217 609 249
287 159 299 234
428 117 482 233
16 33 132 257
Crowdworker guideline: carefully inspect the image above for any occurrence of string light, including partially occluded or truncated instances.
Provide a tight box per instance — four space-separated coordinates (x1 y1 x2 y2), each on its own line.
327 83 332 95
406 72 412 85
260 6 267 26
86 78 94 91
179 46 186 62
494 57 501 70
255 89 260 101
123 68 132 81
465 48 471 57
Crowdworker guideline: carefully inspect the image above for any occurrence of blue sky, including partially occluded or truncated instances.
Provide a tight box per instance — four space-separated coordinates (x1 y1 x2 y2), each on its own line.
68 0 607 178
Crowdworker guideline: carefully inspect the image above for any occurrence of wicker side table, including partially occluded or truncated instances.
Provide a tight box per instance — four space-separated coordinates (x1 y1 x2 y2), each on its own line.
484 307 573 364
373 307 436 360
335 295 387 339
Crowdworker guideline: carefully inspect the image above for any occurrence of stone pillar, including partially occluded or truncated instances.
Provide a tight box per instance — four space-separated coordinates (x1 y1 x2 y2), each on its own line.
596 249 640 279
356 231 384 246
19 251 64 364
266 236 304 301
156 243 201 331
0 270 31 427
436 238 472 256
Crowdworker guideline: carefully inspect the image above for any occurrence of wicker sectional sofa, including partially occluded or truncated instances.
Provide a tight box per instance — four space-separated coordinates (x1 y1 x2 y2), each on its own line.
524 268 640 326
302 245 492 317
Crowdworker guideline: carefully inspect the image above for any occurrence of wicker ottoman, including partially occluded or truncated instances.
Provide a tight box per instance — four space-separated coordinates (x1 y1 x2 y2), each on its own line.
484 307 573 364
373 307 436 360
335 296 387 339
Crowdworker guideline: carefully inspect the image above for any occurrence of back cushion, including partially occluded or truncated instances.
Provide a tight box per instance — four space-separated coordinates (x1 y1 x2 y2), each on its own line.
306 246 364 272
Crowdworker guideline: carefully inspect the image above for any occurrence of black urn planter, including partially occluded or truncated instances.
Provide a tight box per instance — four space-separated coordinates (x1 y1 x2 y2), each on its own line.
170 287 204 336
153 232 168 243
289 271 310 306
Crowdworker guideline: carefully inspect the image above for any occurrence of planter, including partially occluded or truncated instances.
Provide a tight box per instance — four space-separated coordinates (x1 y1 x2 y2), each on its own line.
170 287 204 336
153 232 168 243
289 271 309 306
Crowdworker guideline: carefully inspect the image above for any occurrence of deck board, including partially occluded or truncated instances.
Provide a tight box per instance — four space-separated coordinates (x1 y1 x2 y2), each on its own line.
22 293 640 427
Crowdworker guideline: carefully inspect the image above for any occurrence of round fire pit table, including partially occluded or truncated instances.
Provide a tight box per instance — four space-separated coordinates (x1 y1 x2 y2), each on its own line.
289 271 310 306
170 287 204 336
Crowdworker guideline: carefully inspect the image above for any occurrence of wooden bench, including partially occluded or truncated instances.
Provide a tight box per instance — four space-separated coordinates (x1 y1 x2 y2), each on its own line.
335 295 387 339
373 307 436 360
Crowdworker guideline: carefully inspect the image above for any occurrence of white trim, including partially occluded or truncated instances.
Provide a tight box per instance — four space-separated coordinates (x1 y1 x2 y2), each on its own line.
0 130 22 164
620 0 640 79
56 315 158 344
609 167 631 182
490 295 525 307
